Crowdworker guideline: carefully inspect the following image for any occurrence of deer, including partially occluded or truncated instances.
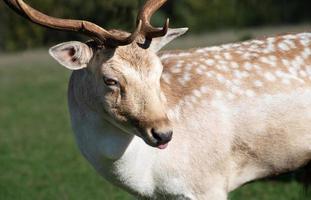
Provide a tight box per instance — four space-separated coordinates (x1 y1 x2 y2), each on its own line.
3 0 311 199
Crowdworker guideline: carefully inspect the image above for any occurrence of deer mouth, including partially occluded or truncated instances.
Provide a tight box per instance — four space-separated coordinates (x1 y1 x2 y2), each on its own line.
132 121 173 149
143 137 171 149
157 143 169 149
137 129 172 150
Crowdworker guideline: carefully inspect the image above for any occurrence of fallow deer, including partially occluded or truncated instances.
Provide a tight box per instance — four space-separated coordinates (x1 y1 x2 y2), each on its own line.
4 0 311 199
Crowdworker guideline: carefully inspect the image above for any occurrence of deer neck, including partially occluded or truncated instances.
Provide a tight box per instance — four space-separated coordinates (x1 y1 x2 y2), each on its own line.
69 102 159 194
67 72 157 193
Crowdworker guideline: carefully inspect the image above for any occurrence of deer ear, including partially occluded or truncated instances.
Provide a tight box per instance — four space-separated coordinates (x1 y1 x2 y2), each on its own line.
49 41 93 70
149 28 188 52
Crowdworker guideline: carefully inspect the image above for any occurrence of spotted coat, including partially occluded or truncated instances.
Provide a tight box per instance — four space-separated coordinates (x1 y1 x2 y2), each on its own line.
160 33 311 120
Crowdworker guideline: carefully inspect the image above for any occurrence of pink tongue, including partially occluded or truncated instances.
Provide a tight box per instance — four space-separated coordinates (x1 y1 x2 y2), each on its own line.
157 143 168 149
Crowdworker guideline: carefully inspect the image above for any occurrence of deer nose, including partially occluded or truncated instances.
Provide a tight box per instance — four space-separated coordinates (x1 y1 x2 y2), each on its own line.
151 128 173 144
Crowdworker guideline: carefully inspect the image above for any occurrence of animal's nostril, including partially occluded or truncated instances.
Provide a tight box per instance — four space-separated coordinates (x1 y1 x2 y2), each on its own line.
151 128 173 144
151 128 161 141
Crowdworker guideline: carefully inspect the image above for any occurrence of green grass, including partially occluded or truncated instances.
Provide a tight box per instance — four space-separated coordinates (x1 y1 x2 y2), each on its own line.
0 49 308 200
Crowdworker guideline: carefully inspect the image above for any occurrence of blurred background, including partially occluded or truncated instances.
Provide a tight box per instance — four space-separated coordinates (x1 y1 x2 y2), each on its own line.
0 0 310 199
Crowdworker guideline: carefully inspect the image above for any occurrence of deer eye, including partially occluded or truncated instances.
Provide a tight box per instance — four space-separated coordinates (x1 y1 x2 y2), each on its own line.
103 77 119 87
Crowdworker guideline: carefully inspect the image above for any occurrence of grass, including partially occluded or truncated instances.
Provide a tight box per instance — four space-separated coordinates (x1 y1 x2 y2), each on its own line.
0 26 310 199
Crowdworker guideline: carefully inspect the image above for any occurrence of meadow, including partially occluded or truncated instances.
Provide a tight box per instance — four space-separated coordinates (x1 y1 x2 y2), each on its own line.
0 26 310 200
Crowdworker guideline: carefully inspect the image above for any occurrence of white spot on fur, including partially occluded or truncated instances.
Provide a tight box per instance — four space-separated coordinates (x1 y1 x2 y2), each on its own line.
161 73 171 84
245 90 255 97
240 71 250 78
264 72 276 81
217 64 230 72
216 74 226 83
195 48 205 53
268 55 277 61
227 93 236 100
301 48 311 59
231 62 239 69
193 90 202 98
252 40 264 45
282 59 290 66
300 36 310 47
199 86 209 93
177 52 191 57
232 79 242 85
196 68 205 75
224 52 232 60
205 59 215 66
254 80 263 87
260 57 276 67
171 67 181 74
233 70 243 79
282 79 291 85
242 52 252 60
243 62 253 71
278 42 290 51
288 67 298 76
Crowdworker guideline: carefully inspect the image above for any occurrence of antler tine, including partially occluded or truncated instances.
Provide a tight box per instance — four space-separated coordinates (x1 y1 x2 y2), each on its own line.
137 0 169 39
3 0 29 19
3 0 142 47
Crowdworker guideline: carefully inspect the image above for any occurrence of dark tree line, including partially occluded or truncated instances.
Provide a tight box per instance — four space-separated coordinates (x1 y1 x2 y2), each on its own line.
0 0 310 51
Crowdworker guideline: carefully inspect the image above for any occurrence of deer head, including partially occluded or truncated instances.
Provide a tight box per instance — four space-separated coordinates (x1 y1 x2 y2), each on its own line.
4 0 188 149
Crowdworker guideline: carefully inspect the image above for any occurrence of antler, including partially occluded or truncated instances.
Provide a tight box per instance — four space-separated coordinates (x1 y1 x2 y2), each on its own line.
3 0 142 47
137 0 169 39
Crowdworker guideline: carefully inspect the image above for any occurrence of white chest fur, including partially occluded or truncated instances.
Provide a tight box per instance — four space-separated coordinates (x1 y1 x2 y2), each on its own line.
69 107 193 198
